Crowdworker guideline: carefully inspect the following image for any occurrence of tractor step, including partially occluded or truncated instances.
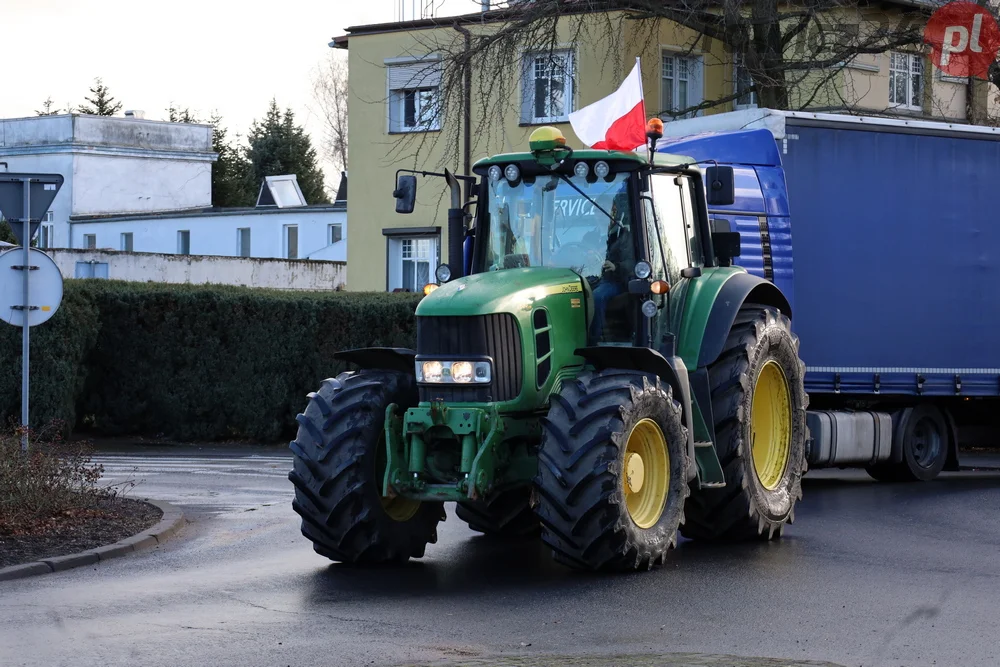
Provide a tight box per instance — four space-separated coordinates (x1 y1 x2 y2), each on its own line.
694 441 726 487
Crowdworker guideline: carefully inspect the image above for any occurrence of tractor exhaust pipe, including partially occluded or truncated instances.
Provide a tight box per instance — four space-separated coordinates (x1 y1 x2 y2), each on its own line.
444 169 464 277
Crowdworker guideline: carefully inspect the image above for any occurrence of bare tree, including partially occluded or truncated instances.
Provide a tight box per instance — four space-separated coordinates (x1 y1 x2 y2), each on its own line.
389 0 932 169
312 52 349 176
35 97 61 116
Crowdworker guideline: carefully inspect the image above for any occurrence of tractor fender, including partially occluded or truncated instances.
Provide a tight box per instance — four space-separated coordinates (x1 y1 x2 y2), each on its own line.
574 346 698 482
334 347 417 375
696 273 792 368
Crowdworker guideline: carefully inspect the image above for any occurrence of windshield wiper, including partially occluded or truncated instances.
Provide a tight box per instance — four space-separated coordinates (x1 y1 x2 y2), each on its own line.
553 174 616 223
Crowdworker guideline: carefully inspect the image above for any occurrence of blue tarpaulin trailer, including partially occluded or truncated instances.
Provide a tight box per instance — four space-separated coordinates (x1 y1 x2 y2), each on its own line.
658 109 1000 480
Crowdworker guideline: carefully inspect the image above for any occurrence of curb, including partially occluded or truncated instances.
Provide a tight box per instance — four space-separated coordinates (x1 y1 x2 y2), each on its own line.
0 499 184 582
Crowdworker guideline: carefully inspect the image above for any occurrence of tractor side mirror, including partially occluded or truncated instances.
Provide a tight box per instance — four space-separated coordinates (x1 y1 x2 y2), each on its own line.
393 174 417 214
705 166 735 206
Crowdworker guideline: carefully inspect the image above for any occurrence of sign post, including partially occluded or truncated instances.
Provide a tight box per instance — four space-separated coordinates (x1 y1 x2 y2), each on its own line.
0 173 64 453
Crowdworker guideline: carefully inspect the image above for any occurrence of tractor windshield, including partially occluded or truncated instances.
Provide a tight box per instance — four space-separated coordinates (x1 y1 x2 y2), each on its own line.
483 172 635 283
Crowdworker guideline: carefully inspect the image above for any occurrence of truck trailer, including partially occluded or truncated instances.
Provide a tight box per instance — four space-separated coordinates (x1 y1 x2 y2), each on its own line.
657 108 1000 480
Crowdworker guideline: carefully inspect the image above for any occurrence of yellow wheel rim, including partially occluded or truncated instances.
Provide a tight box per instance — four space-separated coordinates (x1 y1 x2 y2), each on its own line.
624 418 670 529
381 494 420 522
751 360 792 490
376 432 420 522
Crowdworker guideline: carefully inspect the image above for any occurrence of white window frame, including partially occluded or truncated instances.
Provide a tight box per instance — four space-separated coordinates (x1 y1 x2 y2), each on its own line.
83 234 96 249
386 235 440 292
387 57 442 133
733 54 758 110
889 51 923 111
329 223 343 244
237 227 251 257
177 230 191 255
120 232 133 252
284 224 299 260
39 224 55 249
661 50 704 119
521 49 575 124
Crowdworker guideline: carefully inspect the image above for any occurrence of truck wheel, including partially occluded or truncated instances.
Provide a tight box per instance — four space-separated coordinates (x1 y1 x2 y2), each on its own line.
456 485 539 538
867 405 948 482
288 370 444 564
681 305 807 542
533 370 689 571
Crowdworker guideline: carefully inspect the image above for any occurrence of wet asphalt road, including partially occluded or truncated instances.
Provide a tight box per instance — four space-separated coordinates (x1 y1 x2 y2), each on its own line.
1 447 999 667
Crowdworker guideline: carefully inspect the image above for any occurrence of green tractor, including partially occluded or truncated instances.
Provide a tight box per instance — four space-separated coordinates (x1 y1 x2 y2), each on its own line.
289 124 808 571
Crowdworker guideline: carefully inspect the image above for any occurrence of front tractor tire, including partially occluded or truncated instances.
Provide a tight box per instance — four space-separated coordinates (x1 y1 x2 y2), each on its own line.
288 370 443 565
682 305 808 542
533 370 690 572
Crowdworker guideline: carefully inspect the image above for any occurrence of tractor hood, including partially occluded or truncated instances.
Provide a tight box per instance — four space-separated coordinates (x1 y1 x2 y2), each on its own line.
416 267 586 317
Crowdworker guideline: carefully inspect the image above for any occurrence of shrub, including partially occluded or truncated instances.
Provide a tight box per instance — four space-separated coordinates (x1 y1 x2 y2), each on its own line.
0 280 422 442
0 424 108 534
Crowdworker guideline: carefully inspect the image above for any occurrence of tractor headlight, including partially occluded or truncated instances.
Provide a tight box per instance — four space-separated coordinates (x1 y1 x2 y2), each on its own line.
435 263 452 283
504 164 520 182
415 359 492 384
451 361 474 383
421 361 444 383
488 165 503 182
594 160 610 179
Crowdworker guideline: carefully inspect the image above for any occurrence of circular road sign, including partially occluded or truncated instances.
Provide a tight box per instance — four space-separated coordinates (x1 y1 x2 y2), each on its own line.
0 248 64 327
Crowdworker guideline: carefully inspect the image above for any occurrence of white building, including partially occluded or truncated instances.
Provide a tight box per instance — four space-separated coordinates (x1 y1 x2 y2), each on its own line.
70 200 346 261
0 114 347 264
0 113 215 249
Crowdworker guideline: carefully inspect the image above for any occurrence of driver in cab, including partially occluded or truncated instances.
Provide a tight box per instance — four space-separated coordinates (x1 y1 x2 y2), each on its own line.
590 193 634 342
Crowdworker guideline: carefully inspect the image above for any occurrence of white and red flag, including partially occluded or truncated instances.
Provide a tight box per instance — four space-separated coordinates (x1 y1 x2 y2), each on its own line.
568 59 647 151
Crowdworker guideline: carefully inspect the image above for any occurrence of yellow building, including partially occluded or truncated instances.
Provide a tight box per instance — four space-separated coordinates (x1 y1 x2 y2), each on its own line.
334 7 998 292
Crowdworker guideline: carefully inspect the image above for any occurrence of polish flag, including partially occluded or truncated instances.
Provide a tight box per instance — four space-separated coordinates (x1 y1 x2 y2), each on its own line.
568 60 647 152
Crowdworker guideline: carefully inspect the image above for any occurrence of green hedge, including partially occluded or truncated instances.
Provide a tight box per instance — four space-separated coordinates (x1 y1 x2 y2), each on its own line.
0 280 421 442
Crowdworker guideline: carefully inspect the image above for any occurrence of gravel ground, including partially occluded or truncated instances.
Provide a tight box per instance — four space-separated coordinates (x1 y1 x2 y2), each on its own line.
0 497 162 567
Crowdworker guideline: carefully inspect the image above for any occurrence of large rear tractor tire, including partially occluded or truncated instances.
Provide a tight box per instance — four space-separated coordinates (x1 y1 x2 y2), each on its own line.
681 305 807 542
288 370 444 565
533 370 689 571
456 485 539 538
866 405 949 482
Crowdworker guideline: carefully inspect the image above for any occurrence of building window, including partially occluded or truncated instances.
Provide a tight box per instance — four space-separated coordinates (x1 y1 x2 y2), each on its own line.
522 50 574 123
661 52 703 118
388 60 441 132
83 234 96 249
284 225 298 260
734 54 757 109
889 52 923 110
39 224 55 249
120 233 133 252
401 238 433 292
329 223 343 244
238 228 251 257
178 230 191 255
75 262 109 279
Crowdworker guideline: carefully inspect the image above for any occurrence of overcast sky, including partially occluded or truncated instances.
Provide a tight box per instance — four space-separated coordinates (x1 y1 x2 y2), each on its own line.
1 0 475 173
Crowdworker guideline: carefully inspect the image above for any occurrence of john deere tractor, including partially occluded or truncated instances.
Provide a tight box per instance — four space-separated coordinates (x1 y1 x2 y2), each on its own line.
289 123 808 571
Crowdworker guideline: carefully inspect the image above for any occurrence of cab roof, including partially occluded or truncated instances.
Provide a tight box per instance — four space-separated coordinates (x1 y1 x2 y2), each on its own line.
473 148 695 170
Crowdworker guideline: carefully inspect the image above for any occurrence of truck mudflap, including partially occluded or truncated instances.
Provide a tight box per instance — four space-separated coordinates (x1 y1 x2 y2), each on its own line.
806 410 893 467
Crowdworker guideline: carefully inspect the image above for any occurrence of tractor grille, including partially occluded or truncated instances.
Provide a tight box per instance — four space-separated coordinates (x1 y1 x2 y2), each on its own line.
416 314 523 403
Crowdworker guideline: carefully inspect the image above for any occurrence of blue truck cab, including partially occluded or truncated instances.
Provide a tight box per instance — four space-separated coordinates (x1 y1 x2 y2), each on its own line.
656 109 1000 480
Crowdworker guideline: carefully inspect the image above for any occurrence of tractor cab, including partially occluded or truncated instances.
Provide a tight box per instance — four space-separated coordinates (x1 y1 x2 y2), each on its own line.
459 125 742 351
